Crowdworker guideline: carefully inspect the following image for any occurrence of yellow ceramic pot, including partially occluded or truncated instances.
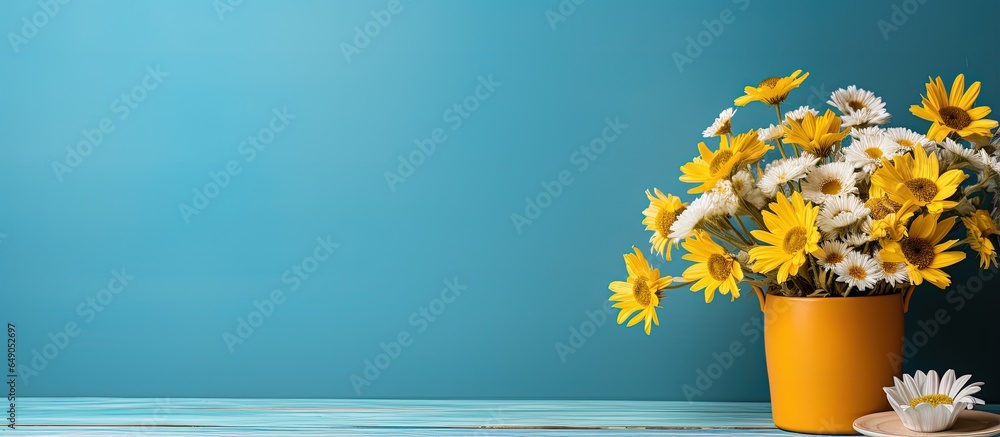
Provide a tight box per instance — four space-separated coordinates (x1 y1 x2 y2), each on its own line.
763 293 904 434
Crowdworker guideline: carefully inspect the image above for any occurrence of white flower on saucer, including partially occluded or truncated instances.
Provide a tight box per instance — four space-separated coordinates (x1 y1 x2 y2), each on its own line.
884 369 985 432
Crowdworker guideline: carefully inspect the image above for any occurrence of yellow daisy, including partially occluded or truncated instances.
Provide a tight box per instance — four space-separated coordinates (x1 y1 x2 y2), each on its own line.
782 109 851 157
871 145 968 214
681 231 744 303
868 199 918 242
748 192 821 283
732 129 772 166
962 210 998 269
642 189 686 260
880 214 966 289
734 70 809 107
679 130 772 194
608 247 673 335
910 74 998 141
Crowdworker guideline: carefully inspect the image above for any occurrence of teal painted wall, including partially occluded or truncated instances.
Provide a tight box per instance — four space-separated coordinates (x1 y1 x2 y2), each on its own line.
1 0 997 400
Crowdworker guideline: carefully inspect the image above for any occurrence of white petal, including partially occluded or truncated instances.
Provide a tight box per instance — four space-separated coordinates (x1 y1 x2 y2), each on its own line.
939 369 956 396
895 376 916 401
954 383 985 405
885 387 909 407
925 370 940 395
904 374 923 399
955 382 983 398
910 403 957 432
948 374 973 399
913 370 927 391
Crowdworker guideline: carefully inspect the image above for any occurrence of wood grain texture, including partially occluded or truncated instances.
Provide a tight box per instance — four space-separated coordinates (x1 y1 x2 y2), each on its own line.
10 398 1000 435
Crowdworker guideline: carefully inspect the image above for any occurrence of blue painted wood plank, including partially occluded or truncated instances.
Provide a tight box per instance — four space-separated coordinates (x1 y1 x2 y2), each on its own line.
9 398 1000 436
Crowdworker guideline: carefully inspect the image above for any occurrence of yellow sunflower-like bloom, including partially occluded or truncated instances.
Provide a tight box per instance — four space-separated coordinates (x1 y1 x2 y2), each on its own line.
749 192 821 283
880 214 966 289
679 130 772 194
871 145 967 214
962 210 998 269
681 231 744 303
782 109 851 158
608 247 674 335
910 74 998 141
734 70 809 107
642 189 687 260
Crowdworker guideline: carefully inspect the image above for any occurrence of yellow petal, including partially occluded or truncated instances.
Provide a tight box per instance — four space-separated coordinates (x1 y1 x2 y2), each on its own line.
959 80 981 109
949 74 966 106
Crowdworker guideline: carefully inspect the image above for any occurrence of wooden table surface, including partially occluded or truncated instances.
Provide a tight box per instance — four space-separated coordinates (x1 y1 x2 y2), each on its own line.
8 398 1000 436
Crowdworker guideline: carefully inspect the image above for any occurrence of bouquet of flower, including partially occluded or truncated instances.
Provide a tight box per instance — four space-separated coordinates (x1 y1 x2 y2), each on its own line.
609 70 1000 334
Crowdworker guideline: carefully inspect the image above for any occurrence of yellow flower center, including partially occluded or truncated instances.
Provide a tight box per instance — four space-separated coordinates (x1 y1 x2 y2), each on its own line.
901 237 935 269
782 227 808 254
714 120 732 136
758 77 780 89
848 265 868 280
905 178 939 202
909 394 955 408
897 139 914 149
821 179 843 195
710 150 734 175
939 106 972 130
883 262 900 274
865 147 884 159
655 208 679 237
825 252 844 265
847 100 865 111
708 254 734 281
632 279 652 306
867 197 901 220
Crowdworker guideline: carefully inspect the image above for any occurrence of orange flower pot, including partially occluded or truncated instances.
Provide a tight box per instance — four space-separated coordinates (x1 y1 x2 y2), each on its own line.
762 293 905 434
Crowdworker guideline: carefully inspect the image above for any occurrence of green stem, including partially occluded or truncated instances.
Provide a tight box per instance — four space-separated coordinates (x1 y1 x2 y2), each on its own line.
664 282 690 290
739 198 767 229
735 215 757 244
724 218 753 245
704 222 749 250
772 104 790 159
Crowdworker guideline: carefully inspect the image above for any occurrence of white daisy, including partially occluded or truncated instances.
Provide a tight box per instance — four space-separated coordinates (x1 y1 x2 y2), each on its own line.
669 182 741 241
843 107 891 128
783 105 819 123
938 138 985 170
669 194 714 240
815 240 850 271
758 153 820 197
860 216 874 235
884 127 932 153
702 108 736 138
818 194 870 237
874 252 909 286
841 232 871 248
801 162 858 204
849 125 884 139
844 134 902 174
731 170 767 209
828 86 890 126
834 251 883 292
885 370 985 433
757 123 784 142
979 149 1000 175
706 180 739 216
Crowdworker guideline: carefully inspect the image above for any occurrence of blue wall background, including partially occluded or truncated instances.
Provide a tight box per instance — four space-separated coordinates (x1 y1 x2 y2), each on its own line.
2 0 998 400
